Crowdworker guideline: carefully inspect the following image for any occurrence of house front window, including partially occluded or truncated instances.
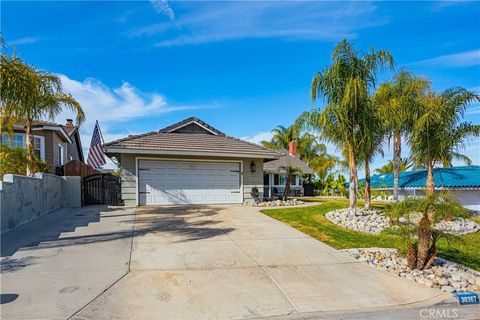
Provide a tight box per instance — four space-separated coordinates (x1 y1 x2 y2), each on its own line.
1 134 25 148
1 134 46 160
58 144 64 165
33 136 45 160
271 174 303 187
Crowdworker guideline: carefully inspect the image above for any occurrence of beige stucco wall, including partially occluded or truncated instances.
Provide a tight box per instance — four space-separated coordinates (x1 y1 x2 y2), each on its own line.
118 153 264 206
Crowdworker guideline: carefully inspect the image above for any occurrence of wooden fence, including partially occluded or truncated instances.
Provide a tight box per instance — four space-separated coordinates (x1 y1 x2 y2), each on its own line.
62 160 101 178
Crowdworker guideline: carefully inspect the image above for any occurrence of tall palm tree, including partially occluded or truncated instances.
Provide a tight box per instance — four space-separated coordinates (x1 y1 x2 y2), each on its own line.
301 39 394 209
373 71 430 201
0 56 85 175
410 88 480 196
361 100 385 209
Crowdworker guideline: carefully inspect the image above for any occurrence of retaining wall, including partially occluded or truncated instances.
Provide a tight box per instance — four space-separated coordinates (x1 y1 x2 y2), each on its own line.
0 173 81 234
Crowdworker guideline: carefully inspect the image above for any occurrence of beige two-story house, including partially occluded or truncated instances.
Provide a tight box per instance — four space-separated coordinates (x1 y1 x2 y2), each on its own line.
0 119 84 174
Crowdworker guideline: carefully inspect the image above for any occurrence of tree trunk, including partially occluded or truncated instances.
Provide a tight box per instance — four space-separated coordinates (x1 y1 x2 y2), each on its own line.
392 131 401 202
416 214 432 270
25 119 34 176
283 176 292 201
423 244 437 270
426 162 435 197
406 243 417 269
348 148 357 211
365 159 371 210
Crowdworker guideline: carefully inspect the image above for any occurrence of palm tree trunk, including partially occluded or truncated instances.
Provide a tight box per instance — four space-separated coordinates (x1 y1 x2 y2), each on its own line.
393 131 401 202
283 176 292 201
416 214 432 270
426 162 435 196
365 159 371 210
348 148 357 210
25 119 34 176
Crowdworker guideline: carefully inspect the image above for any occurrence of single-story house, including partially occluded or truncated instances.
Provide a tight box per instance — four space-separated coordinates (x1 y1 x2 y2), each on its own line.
104 117 281 206
360 166 480 211
263 141 314 198
0 119 84 173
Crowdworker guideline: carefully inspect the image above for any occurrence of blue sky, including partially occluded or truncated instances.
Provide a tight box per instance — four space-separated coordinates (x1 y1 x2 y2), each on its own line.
3 0 480 173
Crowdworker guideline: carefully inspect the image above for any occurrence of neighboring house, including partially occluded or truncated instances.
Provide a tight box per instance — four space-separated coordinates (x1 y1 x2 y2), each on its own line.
105 117 280 206
360 166 480 211
263 141 314 198
0 119 84 173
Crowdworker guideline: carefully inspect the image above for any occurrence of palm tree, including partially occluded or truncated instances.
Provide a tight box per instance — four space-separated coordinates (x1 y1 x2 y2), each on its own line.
386 194 469 270
301 39 394 210
0 56 85 175
260 125 327 162
260 125 299 150
374 157 415 174
308 153 338 182
281 165 303 201
361 100 385 209
410 88 480 196
373 71 430 201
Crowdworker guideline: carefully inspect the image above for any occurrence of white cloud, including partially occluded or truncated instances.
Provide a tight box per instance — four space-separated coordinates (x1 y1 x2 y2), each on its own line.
150 0 175 20
53 74 208 167
10 37 39 46
128 1 385 46
410 49 480 68
240 131 274 145
56 74 199 130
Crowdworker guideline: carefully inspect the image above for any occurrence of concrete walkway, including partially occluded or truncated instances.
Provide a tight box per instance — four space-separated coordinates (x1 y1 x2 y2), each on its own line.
2 204 471 319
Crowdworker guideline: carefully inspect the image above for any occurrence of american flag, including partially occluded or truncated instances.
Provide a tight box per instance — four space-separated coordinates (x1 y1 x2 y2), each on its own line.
87 121 106 168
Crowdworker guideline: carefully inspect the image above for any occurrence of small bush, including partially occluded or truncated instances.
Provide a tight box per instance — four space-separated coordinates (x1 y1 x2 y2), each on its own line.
0 145 49 179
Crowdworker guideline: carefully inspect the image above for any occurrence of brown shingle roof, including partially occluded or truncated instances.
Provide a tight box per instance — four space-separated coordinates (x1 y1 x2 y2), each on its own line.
263 149 314 174
105 132 280 158
105 117 281 158
105 132 279 158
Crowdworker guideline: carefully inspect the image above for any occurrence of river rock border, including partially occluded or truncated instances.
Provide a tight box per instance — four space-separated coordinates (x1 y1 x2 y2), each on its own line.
244 199 304 207
325 208 479 235
342 248 480 293
325 208 388 234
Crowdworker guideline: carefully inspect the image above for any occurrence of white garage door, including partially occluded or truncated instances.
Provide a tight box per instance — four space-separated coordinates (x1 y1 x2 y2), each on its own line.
138 159 242 205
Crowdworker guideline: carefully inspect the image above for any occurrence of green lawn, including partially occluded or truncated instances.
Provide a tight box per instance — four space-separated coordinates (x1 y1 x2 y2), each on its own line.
261 198 480 271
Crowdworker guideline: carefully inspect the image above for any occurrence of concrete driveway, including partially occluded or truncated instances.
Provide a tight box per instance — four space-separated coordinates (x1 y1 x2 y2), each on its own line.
2 204 465 320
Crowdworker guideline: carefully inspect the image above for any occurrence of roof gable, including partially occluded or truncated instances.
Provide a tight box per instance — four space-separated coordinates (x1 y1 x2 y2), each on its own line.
263 150 314 174
104 116 280 159
159 117 225 136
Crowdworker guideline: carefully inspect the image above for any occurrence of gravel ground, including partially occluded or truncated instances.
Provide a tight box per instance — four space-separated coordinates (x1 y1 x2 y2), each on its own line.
342 247 480 294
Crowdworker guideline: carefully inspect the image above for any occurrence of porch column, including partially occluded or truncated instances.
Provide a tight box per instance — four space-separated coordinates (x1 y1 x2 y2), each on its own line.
268 173 273 198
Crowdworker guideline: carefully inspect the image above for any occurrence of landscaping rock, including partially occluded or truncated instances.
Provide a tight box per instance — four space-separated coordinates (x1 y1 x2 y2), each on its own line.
325 208 389 234
341 248 480 294
244 199 304 207
325 208 479 236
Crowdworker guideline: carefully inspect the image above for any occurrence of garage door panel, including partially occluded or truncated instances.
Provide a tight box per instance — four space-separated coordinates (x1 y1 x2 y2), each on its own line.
138 160 242 205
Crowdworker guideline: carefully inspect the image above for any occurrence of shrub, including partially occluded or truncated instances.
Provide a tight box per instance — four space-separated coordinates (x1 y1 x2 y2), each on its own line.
0 145 49 179
385 194 469 270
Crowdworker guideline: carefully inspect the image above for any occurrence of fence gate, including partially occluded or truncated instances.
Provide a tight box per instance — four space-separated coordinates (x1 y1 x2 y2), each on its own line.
83 174 123 205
